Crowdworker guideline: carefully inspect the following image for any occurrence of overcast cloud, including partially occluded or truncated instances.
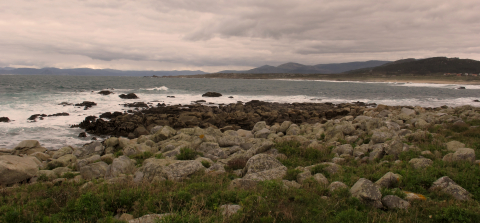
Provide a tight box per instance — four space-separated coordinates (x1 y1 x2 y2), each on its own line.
1 0 479 72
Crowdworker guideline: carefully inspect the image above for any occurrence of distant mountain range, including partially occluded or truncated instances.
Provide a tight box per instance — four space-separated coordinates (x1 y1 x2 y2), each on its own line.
347 57 480 75
217 60 391 74
0 67 207 76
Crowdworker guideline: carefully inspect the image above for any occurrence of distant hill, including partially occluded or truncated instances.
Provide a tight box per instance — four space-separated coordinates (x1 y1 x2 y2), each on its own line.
348 57 480 75
217 60 391 74
0 67 207 76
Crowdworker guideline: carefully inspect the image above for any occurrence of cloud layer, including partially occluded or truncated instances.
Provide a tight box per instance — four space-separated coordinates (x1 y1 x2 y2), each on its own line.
1 0 479 72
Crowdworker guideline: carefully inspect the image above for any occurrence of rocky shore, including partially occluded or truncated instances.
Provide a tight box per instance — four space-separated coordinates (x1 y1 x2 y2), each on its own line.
1 103 480 222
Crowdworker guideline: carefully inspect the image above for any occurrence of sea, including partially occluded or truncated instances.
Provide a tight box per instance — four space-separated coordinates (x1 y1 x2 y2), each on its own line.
1 75 480 150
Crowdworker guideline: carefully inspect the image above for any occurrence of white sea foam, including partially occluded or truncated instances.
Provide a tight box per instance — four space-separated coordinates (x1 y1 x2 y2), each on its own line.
140 86 169 91
1 86 479 150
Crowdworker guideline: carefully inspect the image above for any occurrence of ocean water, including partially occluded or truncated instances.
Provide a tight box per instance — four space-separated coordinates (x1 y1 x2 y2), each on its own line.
1 75 479 150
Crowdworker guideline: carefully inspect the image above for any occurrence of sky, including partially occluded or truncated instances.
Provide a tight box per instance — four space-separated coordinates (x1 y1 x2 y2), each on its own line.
1 0 479 72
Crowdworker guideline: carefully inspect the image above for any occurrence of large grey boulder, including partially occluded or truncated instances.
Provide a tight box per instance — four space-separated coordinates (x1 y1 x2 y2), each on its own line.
153 126 176 142
328 181 348 192
381 195 410 210
73 141 104 159
50 154 77 168
409 158 433 169
14 140 46 155
452 148 475 164
217 135 244 147
313 173 329 186
0 155 39 185
80 161 109 180
384 139 404 159
52 146 74 159
104 137 119 148
371 131 393 144
252 121 267 133
375 172 402 188
76 155 101 170
141 158 180 182
105 156 136 179
286 124 300 136
446 141 465 152
350 178 383 208
242 154 284 176
430 176 471 201
243 166 287 181
31 152 50 161
255 128 271 139
278 121 292 133
246 138 274 155
162 160 206 181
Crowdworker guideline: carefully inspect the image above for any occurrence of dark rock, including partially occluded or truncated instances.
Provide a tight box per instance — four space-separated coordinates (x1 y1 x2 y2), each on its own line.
28 114 47 121
78 132 87 137
119 93 139 99
202 92 222 97
58 102 72 106
167 96 175 98
474 100 480 102
457 86 466 89
228 96 234 98
98 90 114 95
74 101 97 110
99 112 123 119
48 112 69 117
195 100 206 103
0 117 9 122
123 102 148 108
91 137 97 140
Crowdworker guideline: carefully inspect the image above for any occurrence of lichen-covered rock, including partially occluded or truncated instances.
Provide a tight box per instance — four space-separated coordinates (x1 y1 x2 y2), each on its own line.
283 180 302 189
446 141 465 152
50 154 77 168
451 148 475 164
403 191 426 201
381 195 410 210
255 128 271 139
242 154 284 176
73 141 104 159
243 166 287 181
384 139 403 159
430 176 471 201
246 138 274 155
162 160 205 181
278 121 292 133
252 121 267 133
371 131 393 144
0 155 39 185
104 137 119 148
105 156 136 179
286 124 300 136
409 158 433 169
375 172 402 188
80 161 108 180
31 152 50 161
328 181 348 192
153 126 176 142
14 140 45 155
350 178 383 208
76 155 101 170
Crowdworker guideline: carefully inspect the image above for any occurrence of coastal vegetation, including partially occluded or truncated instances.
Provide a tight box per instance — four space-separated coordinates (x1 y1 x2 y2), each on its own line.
1 104 480 222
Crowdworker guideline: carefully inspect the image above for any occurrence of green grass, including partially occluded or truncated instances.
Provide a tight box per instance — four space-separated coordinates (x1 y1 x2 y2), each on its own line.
129 152 153 166
275 141 334 168
176 148 201 160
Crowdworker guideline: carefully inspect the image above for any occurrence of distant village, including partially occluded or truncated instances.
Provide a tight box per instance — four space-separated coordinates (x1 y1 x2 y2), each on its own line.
444 73 479 77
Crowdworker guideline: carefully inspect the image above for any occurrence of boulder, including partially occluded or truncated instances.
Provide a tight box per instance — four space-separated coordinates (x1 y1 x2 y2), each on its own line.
409 158 433 169
375 172 401 188
202 92 222 97
451 148 475 164
0 155 39 185
278 121 292 133
283 180 302 189
242 154 284 176
104 137 119 148
52 146 74 159
350 178 383 208
313 173 329 186
73 141 104 159
243 166 287 181
50 154 77 168
80 161 109 180
119 93 138 99
14 140 46 155
254 128 271 139
252 121 267 133
38 170 57 181
381 195 410 210
30 152 50 161
430 176 471 201
371 131 393 144
446 141 465 152
296 170 312 184
105 156 136 179
332 144 353 156
153 126 176 142
286 124 300 136
76 155 101 169
162 160 206 181
328 181 348 192
384 140 404 159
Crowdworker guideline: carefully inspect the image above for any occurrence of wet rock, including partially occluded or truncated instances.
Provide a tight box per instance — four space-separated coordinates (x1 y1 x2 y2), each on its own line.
119 93 139 99
99 111 123 119
74 101 97 110
78 132 87 137
98 90 113 95
58 102 72 106
124 102 149 108
0 117 10 122
382 195 410 210
202 92 222 97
